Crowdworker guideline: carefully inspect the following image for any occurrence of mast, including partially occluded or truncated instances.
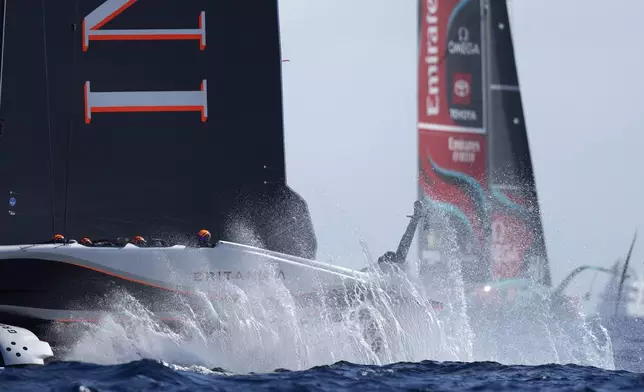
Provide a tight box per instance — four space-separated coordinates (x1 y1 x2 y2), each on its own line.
0 0 317 259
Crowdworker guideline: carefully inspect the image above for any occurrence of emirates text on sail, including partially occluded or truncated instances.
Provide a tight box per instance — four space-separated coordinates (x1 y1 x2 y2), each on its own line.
424 0 439 117
448 136 480 163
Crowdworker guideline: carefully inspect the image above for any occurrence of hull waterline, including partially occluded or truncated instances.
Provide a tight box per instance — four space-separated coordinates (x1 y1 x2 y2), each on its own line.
0 241 368 349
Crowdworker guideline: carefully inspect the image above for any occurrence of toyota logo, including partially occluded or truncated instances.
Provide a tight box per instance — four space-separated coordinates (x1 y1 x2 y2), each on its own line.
453 79 470 98
458 27 469 42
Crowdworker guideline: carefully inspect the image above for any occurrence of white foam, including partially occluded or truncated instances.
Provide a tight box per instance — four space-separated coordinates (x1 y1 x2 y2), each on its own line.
61 227 613 373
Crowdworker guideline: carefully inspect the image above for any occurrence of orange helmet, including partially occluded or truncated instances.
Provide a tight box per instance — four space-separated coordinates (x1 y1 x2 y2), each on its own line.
197 229 211 241
131 236 146 245
52 234 65 243
80 237 92 245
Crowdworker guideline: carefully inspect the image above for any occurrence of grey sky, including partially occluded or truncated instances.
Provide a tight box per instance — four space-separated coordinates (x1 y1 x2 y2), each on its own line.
278 0 644 302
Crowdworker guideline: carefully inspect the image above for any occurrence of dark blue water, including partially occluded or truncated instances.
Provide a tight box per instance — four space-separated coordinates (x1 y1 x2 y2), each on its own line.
1 360 642 391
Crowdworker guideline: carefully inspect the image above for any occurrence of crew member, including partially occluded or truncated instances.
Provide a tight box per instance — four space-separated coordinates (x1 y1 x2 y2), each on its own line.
52 234 66 244
377 251 403 264
131 236 147 247
197 229 213 248
79 237 93 246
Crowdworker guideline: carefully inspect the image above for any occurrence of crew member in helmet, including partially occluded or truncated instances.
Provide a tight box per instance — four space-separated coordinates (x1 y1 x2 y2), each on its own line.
79 237 94 246
196 229 214 248
131 236 147 247
51 234 66 244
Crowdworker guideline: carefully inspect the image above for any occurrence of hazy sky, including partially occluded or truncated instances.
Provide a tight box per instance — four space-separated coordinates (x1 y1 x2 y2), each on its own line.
278 0 644 300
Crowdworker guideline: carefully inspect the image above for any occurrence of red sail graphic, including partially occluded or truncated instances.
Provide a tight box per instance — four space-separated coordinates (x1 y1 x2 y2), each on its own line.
417 0 487 279
417 0 550 286
418 133 487 234
490 194 533 280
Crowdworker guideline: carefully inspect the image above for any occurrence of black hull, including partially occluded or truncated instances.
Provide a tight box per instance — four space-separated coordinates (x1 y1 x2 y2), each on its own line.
0 258 196 312
0 257 201 349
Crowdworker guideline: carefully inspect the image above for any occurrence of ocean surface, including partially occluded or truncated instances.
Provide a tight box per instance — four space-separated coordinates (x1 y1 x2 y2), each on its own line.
3 261 641 390
2 359 643 391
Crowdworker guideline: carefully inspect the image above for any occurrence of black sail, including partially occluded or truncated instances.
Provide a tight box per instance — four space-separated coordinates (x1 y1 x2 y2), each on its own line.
486 0 550 286
0 0 317 259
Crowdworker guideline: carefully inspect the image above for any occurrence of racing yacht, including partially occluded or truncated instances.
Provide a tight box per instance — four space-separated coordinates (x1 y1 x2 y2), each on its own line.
0 0 381 360
416 0 550 298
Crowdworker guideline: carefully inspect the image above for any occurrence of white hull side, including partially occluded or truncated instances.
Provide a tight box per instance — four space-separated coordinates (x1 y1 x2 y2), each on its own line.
0 241 368 296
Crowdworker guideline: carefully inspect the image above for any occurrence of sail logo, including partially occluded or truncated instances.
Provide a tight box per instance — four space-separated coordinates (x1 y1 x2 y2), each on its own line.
448 136 479 163
448 27 480 56
423 0 440 117
452 73 471 105
450 108 477 122
491 219 521 278
449 72 477 121
82 0 208 124
450 72 477 121
491 215 531 280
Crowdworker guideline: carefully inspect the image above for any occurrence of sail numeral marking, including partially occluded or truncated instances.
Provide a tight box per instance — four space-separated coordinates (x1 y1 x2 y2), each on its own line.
82 0 208 123
82 0 206 52
84 80 207 124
